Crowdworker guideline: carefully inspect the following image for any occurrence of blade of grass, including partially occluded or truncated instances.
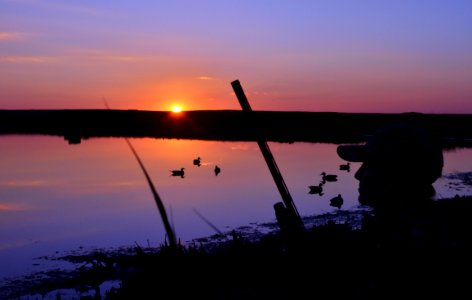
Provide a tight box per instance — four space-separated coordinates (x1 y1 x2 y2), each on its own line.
103 98 177 249
192 208 224 236
125 138 177 249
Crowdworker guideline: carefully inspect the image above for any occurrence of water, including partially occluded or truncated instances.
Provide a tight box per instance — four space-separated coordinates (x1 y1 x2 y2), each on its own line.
0 135 471 281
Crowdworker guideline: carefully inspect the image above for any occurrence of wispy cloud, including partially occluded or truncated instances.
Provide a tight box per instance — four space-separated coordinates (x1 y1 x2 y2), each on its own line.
5 0 106 17
197 76 215 80
0 179 52 187
0 31 28 41
98 55 149 62
0 202 30 212
0 32 14 40
1 47 155 64
65 48 172 63
0 56 50 64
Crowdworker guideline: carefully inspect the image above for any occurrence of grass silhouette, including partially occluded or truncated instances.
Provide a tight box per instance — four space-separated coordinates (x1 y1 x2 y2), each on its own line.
104 98 177 249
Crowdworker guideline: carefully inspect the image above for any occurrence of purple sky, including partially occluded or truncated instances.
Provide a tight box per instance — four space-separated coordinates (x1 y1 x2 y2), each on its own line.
1 0 471 113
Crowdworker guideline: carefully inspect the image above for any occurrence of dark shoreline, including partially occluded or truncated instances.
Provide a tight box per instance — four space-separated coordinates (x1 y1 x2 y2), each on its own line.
1 109 472 147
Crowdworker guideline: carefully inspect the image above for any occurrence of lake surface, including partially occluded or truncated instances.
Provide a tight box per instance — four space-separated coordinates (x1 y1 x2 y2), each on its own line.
1 135 471 281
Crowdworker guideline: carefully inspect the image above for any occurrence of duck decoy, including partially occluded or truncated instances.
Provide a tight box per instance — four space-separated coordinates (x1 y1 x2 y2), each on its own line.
171 167 185 178
339 162 350 172
308 182 324 196
214 165 221 176
193 157 201 167
321 172 338 183
329 194 343 209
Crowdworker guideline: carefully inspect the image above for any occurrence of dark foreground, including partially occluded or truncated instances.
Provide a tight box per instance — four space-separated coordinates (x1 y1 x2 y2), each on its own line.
1 110 472 148
3 196 472 300
107 197 472 300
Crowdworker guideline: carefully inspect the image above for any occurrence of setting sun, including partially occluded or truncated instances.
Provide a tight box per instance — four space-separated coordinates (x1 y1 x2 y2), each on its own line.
171 105 182 113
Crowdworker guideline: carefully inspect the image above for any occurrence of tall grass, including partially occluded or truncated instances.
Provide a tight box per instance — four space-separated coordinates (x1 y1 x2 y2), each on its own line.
125 139 177 249
103 98 177 249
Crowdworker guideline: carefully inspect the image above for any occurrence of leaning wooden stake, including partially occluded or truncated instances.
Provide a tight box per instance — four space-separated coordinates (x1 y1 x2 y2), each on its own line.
231 80 305 234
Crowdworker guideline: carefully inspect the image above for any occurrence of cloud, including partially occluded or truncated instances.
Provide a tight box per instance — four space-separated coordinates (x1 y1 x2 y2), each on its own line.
0 32 13 40
197 76 215 80
1 48 169 65
5 0 105 17
0 56 49 63
65 48 149 62
98 55 148 62
0 202 30 212
0 179 52 187
0 31 25 41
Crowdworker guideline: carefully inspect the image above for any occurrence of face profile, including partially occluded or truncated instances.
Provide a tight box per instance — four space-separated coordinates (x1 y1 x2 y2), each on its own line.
337 122 444 212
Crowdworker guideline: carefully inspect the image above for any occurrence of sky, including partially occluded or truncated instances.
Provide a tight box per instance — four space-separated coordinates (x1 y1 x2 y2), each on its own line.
1 0 471 113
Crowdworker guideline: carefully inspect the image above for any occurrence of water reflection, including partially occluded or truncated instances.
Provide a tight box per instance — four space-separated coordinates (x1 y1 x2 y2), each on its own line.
0 135 471 280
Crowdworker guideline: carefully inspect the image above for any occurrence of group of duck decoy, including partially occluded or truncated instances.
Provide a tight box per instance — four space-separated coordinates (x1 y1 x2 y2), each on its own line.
308 162 351 209
171 157 221 178
173 159 348 209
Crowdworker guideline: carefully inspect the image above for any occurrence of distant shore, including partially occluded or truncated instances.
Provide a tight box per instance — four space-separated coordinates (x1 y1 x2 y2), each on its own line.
1 109 471 147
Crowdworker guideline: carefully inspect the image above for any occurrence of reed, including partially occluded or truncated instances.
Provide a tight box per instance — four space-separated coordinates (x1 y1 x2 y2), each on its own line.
103 98 177 249
193 208 224 236
124 138 177 249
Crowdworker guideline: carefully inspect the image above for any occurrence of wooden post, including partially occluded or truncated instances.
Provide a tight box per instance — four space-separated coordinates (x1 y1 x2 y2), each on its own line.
231 80 305 233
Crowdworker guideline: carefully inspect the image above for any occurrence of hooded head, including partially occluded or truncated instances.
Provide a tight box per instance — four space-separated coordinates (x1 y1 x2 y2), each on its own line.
337 122 443 210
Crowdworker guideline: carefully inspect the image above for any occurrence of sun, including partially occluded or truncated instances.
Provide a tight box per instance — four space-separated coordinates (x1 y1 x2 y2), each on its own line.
171 105 182 113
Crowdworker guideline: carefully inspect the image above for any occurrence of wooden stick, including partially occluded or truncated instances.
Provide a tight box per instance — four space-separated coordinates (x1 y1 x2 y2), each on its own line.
231 80 304 232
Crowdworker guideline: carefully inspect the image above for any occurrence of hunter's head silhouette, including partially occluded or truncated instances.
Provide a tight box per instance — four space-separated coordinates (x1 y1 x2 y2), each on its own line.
337 122 443 213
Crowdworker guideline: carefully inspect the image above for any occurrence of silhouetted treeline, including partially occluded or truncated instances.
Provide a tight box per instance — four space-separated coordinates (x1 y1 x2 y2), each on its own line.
0 109 471 148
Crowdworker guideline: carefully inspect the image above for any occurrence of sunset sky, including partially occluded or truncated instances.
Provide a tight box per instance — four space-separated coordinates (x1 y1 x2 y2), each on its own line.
1 0 471 113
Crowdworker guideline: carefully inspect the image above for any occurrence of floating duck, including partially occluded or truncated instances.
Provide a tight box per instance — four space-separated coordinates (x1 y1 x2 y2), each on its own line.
308 182 324 196
339 162 350 172
329 194 343 209
321 172 338 183
193 157 201 167
214 165 221 176
171 168 185 178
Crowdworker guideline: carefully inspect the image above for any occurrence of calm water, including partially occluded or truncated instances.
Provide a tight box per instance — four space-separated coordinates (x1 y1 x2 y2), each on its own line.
1 135 471 280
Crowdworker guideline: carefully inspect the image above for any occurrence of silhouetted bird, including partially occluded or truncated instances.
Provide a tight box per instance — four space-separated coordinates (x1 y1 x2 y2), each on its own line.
214 165 221 176
321 172 338 183
171 168 185 178
329 194 343 209
193 157 201 167
308 183 324 196
339 162 350 172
